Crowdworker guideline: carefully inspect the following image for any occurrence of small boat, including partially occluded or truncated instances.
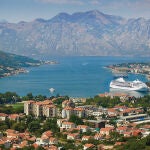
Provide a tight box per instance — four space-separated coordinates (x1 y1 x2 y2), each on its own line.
113 73 128 79
49 88 55 93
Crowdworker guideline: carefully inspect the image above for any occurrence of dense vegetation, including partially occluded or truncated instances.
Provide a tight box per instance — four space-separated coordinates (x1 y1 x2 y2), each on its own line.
0 51 43 78
69 114 84 125
0 92 150 149
115 134 150 150
0 51 41 68
0 92 21 104
122 95 150 108
0 105 24 114
85 95 150 108
85 95 121 108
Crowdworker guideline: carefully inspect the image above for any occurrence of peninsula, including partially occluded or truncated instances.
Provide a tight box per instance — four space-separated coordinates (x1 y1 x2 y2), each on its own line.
107 63 150 81
0 51 58 78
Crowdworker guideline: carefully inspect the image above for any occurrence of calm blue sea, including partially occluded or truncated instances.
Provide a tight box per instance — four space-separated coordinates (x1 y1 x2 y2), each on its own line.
0 56 149 97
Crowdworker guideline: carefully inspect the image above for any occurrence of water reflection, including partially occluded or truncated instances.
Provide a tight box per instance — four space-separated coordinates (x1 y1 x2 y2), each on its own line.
109 88 150 98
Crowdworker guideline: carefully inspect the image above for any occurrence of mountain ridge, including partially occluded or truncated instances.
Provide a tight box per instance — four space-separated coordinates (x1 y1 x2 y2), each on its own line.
0 10 150 58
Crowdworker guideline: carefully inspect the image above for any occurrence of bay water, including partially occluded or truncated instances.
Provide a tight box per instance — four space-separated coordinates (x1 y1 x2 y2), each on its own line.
0 56 149 98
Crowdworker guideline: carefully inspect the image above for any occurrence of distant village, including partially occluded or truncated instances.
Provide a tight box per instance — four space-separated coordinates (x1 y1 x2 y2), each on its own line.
0 92 150 150
107 63 150 81
0 61 58 78
0 66 28 78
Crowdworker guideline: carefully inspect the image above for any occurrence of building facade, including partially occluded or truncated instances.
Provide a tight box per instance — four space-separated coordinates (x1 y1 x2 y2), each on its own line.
24 100 57 118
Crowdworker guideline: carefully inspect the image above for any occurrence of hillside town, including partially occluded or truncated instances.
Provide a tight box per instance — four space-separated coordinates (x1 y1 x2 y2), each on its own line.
0 66 28 78
1 0 150 150
0 93 150 150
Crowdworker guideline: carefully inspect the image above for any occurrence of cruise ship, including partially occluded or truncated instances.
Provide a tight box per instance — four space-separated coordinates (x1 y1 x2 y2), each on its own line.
110 78 148 92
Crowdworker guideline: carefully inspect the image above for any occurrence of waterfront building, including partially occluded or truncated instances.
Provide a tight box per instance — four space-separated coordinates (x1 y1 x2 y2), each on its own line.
24 100 57 118
100 127 114 136
86 120 106 129
67 133 79 140
82 136 91 141
49 137 58 145
42 105 57 118
57 119 68 127
120 114 148 122
84 143 95 150
62 100 75 108
74 107 86 118
94 133 103 140
24 100 35 115
62 106 74 119
33 102 43 117
0 113 8 121
116 126 128 134
77 125 90 133
8 114 20 121
62 106 86 119
61 122 75 130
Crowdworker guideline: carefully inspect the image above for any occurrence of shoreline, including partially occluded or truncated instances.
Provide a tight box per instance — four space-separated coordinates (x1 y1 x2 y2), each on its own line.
106 63 150 81
0 60 59 79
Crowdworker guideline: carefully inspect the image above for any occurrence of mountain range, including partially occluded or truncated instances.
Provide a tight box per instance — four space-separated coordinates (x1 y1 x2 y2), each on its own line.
0 10 150 58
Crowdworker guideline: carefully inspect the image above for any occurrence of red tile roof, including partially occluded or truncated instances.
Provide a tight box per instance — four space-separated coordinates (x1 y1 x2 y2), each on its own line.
62 122 74 125
64 106 73 110
42 130 53 137
117 126 128 131
62 100 69 104
74 107 84 111
0 113 8 117
82 136 91 140
24 100 35 104
48 145 58 150
9 114 19 120
100 127 114 132
84 143 95 149
77 125 88 129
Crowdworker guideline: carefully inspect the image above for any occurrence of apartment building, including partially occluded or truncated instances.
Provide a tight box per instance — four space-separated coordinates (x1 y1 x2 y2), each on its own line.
24 100 57 117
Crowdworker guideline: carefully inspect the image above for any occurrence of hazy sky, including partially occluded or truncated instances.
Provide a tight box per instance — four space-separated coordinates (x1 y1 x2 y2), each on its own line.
0 0 150 23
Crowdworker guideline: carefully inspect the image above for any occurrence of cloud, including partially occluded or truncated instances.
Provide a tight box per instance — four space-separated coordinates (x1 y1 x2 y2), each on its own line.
37 0 83 5
37 0 150 9
36 0 150 18
132 0 150 10
88 0 150 18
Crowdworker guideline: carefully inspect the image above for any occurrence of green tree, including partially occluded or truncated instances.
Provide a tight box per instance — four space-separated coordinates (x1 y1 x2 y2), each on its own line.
85 95 121 108
18 146 35 150
110 131 122 142
28 121 40 133
35 95 46 101
42 118 59 133
12 122 26 132
146 135 150 146
27 93 33 100
25 115 34 124
123 141 145 150
69 114 83 125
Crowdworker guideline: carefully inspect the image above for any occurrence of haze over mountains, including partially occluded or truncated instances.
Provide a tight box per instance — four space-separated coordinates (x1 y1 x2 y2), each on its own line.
0 10 150 58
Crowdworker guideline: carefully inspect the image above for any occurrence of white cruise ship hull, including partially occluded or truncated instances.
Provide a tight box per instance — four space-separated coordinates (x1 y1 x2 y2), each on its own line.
110 83 148 92
110 78 149 92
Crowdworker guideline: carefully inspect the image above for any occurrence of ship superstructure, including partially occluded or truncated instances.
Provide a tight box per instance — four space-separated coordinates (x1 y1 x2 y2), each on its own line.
110 78 148 92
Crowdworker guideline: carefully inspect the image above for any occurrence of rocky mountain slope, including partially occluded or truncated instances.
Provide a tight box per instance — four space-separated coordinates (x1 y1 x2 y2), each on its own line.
0 10 150 58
